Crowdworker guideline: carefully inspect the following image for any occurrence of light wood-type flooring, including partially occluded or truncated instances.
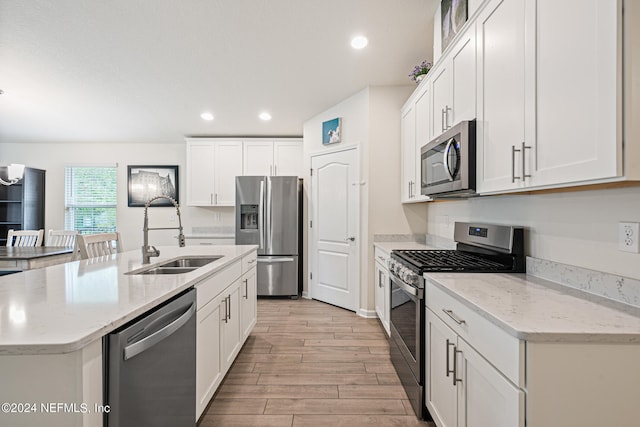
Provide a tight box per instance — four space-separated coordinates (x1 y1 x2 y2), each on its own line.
198 298 435 427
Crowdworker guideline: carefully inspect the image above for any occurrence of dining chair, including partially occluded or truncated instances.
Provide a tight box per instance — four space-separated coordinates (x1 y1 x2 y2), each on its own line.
46 229 79 247
76 232 122 259
6 229 44 247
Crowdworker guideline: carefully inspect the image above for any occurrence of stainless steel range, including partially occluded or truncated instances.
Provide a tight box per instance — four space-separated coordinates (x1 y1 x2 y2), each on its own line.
388 222 525 420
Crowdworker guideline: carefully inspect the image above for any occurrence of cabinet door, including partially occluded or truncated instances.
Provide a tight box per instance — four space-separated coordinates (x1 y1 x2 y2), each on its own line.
244 140 273 176
273 140 303 176
186 142 216 206
457 339 524 427
240 267 257 341
425 309 458 427
401 104 416 202
532 0 619 187
450 26 477 125
374 261 385 327
214 141 243 206
431 65 451 138
414 86 431 198
476 0 535 193
220 279 242 371
196 296 223 419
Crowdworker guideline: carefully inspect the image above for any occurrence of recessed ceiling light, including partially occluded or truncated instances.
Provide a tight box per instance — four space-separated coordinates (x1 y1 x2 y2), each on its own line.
259 112 272 121
200 112 214 121
351 36 368 49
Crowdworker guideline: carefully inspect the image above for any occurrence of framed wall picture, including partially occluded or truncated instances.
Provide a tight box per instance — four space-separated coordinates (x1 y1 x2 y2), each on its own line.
127 165 179 207
322 117 342 145
441 0 468 52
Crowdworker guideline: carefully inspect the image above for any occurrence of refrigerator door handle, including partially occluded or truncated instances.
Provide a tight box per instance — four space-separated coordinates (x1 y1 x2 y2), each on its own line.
259 180 265 249
257 257 295 263
266 177 272 252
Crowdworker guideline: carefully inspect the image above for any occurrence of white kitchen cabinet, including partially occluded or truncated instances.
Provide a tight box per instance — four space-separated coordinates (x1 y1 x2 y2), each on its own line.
243 139 302 177
425 283 525 427
196 293 223 418
401 94 431 203
530 0 620 187
240 252 257 341
431 24 477 140
220 278 241 370
373 247 390 336
186 139 243 206
475 0 536 194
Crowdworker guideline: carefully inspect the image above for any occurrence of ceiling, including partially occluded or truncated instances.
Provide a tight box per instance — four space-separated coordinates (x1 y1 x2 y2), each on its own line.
0 0 437 144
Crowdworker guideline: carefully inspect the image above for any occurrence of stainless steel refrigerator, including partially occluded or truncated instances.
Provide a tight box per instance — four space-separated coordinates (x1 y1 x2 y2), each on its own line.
235 176 299 297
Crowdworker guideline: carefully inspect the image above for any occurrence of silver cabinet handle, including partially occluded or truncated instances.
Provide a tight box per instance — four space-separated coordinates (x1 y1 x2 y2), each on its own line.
446 338 455 377
227 295 231 321
512 142 532 183
124 303 195 360
215 193 218 205
441 108 446 133
210 193 213 205
442 309 466 325
445 105 452 130
378 270 383 288
243 278 248 299
248 258 256 264
453 347 463 386
222 296 228 323
376 256 386 262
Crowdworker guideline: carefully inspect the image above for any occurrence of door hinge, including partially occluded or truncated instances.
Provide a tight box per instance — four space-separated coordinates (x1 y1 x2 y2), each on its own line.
310 168 313 176
310 220 313 228
310 272 313 280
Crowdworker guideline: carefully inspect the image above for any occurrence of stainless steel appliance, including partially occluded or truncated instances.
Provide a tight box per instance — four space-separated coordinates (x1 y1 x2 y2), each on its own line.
388 222 524 420
104 288 196 427
421 120 476 198
235 176 299 297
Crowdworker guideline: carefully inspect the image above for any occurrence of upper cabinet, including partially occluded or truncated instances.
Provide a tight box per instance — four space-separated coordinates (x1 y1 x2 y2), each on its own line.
475 0 535 193
406 0 625 198
243 139 302 177
401 92 431 203
186 139 243 206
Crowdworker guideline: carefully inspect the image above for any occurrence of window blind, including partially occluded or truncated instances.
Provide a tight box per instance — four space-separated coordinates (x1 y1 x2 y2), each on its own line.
64 166 117 234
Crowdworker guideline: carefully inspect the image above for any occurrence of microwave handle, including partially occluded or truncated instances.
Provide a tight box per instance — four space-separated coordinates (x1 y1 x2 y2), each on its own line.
443 138 455 182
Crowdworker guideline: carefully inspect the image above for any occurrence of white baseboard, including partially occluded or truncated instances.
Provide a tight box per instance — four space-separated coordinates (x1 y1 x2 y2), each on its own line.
301 291 310 299
357 308 378 318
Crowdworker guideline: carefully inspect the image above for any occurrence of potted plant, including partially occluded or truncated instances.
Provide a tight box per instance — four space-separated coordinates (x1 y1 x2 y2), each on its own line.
409 60 432 83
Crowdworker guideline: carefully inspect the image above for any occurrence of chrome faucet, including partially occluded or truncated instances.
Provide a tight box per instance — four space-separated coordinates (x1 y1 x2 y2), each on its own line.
142 195 186 264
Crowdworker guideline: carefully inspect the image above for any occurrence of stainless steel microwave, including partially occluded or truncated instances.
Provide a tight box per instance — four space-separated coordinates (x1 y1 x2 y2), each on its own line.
420 120 476 198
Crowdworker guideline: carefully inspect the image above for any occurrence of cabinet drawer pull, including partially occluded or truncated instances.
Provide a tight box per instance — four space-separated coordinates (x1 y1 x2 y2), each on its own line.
243 278 248 299
442 309 466 325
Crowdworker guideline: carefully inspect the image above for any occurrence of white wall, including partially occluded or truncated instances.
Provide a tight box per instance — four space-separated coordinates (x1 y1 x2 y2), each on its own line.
0 142 232 251
426 185 640 280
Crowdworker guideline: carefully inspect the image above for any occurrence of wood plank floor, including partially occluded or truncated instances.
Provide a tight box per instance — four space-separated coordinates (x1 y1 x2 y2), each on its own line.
198 298 435 427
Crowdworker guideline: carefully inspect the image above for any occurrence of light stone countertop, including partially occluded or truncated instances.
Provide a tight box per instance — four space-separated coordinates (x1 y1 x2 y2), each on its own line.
373 241 436 254
0 245 257 355
426 272 640 343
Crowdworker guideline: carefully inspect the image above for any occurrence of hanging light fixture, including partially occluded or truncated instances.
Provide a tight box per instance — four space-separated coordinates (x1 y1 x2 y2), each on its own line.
0 164 26 186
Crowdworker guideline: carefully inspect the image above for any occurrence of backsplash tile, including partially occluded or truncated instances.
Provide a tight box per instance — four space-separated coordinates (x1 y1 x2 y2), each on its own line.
527 257 640 309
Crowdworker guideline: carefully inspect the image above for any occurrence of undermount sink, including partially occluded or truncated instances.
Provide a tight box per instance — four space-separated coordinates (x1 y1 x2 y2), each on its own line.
140 266 198 275
127 256 223 275
157 256 222 268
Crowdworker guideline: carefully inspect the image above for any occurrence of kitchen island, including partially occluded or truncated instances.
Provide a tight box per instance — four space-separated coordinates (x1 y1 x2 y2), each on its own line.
0 244 257 427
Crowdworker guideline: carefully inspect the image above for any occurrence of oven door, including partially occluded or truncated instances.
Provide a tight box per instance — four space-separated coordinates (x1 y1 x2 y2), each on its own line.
389 272 424 382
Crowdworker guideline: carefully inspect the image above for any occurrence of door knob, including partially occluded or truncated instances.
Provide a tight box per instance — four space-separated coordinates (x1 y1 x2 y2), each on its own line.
346 237 355 242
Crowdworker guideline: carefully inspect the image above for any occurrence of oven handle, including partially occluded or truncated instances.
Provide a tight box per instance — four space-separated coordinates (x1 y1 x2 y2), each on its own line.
389 272 423 299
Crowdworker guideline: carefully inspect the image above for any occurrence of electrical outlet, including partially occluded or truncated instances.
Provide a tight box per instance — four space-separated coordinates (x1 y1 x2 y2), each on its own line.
618 222 640 253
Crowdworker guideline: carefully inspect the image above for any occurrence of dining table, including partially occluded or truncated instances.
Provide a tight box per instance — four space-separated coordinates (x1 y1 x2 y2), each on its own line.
0 246 75 274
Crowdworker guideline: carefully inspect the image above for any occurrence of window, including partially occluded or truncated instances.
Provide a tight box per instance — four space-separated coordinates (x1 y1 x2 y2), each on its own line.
65 166 117 234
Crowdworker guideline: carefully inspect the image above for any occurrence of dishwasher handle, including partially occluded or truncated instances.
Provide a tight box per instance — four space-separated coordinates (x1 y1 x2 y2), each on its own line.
124 302 195 361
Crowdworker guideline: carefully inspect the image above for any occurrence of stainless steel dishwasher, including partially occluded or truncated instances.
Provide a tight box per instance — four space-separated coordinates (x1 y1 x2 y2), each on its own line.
104 288 196 427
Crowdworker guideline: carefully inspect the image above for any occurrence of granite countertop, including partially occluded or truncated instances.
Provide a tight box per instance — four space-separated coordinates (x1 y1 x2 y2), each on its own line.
425 272 640 343
0 245 257 355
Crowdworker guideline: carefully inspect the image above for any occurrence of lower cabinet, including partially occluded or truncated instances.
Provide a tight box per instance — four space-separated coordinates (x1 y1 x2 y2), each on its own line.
195 250 258 420
425 309 524 427
373 247 390 335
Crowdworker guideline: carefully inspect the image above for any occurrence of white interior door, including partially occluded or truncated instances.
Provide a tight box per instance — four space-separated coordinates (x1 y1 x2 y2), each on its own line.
310 147 359 312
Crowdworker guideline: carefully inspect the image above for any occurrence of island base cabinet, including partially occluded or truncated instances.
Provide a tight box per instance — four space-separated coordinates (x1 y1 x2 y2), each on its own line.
220 279 241 370
240 266 257 341
0 339 103 427
526 342 640 427
196 297 223 419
